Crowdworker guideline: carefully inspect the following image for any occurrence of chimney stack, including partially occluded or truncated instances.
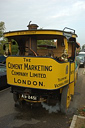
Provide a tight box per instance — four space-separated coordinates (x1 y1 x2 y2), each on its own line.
27 21 39 30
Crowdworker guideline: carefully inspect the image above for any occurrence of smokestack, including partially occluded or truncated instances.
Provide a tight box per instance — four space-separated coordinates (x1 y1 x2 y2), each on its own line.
27 21 39 30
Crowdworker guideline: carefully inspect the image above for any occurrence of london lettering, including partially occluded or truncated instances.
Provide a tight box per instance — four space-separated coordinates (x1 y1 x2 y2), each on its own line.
14 78 44 86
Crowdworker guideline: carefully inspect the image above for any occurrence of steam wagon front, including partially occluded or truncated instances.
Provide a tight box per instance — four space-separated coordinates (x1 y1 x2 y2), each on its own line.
4 24 78 113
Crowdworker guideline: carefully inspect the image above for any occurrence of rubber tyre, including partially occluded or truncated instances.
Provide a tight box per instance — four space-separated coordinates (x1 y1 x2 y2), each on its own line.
83 64 85 68
60 85 71 114
13 92 19 102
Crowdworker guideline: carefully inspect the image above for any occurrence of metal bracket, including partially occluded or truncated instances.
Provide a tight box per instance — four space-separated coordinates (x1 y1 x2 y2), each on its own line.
63 27 75 40
63 27 75 33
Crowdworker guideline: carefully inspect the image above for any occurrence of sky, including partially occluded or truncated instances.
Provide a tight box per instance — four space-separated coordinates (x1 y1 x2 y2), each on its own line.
0 0 85 46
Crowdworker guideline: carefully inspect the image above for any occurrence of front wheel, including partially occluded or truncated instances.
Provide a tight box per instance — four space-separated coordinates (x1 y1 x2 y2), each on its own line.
60 85 71 114
83 64 85 68
13 93 25 107
13 92 19 102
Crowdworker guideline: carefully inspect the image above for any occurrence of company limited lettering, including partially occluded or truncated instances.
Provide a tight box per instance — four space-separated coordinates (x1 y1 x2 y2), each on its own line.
11 70 28 76
30 72 46 78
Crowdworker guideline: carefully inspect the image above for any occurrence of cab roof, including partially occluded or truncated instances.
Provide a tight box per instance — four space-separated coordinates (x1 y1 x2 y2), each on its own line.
4 29 77 39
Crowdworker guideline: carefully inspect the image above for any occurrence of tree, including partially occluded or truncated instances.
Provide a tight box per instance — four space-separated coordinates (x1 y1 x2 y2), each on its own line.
11 40 18 55
0 21 5 38
82 44 85 52
0 21 8 55
37 40 54 45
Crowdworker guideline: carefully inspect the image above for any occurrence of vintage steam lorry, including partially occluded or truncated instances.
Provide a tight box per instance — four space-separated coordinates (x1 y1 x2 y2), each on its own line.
4 23 79 113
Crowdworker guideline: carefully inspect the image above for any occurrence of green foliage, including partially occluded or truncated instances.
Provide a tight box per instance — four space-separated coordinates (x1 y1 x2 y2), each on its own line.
82 44 85 51
81 126 85 128
11 39 18 55
0 21 8 55
37 40 55 49
11 43 18 55
37 40 54 45
0 21 5 38
76 56 80 67
0 44 3 55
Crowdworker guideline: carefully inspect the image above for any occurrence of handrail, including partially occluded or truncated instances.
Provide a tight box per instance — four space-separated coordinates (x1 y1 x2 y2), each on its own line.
63 27 75 34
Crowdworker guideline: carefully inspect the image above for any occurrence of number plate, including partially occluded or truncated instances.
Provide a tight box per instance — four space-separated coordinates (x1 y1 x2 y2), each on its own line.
28 95 37 100
21 94 37 101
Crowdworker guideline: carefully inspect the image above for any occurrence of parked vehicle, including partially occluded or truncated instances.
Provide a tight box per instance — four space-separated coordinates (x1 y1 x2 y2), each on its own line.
0 55 6 64
0 63 7 89
78 52 85 57
77 56 85 68
4 24 79 113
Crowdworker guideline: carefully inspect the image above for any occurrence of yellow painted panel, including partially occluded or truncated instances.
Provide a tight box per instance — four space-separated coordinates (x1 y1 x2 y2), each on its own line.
4 30 63 37
69 82 74 95
6 57 69 90
4 30 77 38
70 63 75 82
